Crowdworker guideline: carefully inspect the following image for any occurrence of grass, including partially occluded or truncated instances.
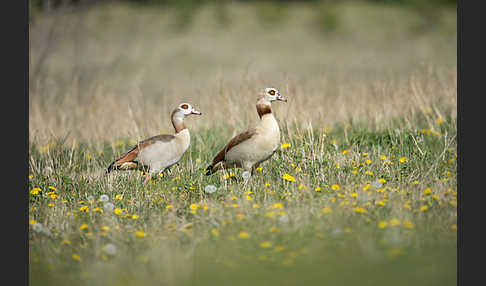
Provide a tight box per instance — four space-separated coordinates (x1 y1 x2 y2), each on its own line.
29 1 456 286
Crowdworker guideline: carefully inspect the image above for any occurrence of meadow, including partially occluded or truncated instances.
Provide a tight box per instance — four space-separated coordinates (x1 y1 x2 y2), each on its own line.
29 1 457 285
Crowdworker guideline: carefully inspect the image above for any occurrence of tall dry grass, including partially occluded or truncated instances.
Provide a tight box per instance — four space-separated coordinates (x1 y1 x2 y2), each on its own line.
29 2 456 147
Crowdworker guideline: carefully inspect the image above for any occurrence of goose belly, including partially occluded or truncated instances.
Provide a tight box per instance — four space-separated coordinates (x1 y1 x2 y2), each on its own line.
225 135 279 166
137 141 183 172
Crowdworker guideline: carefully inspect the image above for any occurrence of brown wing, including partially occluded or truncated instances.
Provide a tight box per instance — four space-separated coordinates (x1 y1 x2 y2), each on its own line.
210 128 257 166
106 134 175 173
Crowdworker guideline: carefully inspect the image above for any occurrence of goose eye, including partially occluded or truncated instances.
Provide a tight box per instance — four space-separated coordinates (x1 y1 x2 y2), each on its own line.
268 90 276 96
181 104 189 109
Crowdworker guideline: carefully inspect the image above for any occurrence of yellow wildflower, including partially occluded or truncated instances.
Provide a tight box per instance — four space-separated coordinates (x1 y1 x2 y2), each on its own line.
331 184 340 190
72 254 82 262
136 231 147 238
281 143 291 149
378 221 388 228
321 207 332 214
282 173 296 182
260 241 272 248
354 207 367 214
238 232 249 239
390 218 401 226
399 157 408 163
79 224 88 230
402 220 414 229
269 226 280 233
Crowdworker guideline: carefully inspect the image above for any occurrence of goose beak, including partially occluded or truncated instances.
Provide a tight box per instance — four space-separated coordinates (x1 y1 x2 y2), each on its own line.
191 109 202 115
277 94 287 102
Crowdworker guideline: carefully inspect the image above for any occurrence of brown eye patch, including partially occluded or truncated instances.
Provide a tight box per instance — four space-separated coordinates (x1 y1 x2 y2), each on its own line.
181 104 189 109
268 90 276 96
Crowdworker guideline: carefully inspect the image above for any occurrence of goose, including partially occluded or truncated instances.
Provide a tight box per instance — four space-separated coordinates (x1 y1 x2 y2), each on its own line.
107 103 202 183
205 87 287 177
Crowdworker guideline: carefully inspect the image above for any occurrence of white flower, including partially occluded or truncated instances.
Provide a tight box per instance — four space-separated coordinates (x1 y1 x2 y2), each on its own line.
99 195 109 202
87 195 94 201
103 202 115 212
279 215 289 223
42 227 52 236
204 185 217 194
242 171 252 180
372 180 383 189
104 243 118 255
32 223 43 233
331 228 343 238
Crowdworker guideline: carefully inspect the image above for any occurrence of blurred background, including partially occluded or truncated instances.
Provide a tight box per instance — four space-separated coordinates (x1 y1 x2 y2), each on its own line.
29 0 457 145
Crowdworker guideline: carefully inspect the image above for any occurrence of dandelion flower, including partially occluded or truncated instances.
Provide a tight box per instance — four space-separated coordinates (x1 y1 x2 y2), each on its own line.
378 221 388 229
136 231 147 238
79 224 88 230
362 152 369 157
402 220 414 229
321 207 332 214
282 174 296 182
238 232 249 239
189 204 198 214
281 143 291 149
331 184 340 190
390 218 401 226
211 229 219 237
114 208 123 215
72 254 82 262
204 185 217 194
399 157 408 163
269 226 280 233
260 241 272 248
420 205 429 212
30 188 41 195
272 203 283 209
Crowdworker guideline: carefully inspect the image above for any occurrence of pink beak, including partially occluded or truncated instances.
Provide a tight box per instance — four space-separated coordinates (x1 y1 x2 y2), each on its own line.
277 94 288 102
191 109 202 115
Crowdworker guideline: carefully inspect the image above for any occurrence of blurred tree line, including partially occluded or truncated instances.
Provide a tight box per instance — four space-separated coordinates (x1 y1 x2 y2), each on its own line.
30 0 456 14
29 0 456 33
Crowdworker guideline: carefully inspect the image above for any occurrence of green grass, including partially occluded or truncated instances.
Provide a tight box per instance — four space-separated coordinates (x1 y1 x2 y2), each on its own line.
29 117 457 286
29 1 456 285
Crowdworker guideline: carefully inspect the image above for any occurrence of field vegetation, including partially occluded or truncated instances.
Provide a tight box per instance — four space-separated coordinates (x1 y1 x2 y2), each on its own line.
29 1 457 285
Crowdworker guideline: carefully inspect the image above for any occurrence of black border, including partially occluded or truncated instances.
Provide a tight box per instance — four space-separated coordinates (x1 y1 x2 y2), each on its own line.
3 0 29 285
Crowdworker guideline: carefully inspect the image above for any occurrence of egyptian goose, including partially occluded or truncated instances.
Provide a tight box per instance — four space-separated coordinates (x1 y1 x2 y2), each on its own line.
205 88 287 176
107 103 202 183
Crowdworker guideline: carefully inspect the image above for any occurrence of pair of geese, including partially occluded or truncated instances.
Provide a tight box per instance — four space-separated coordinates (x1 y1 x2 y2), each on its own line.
106 88 287 183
